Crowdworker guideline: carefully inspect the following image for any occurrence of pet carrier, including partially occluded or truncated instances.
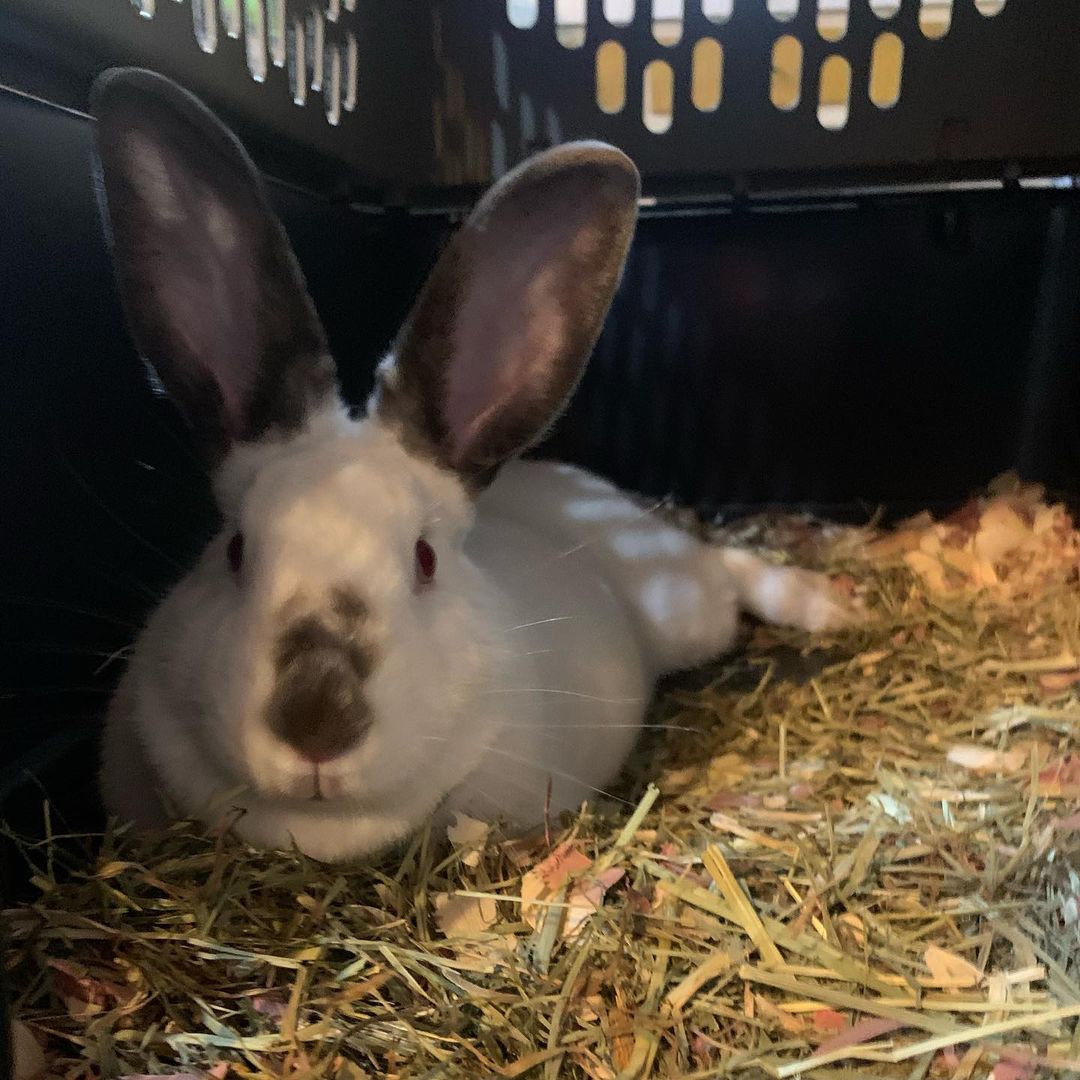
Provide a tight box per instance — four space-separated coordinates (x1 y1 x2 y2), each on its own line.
2 3 1080 1077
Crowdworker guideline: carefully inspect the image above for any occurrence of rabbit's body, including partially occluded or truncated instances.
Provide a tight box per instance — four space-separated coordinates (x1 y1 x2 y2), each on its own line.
92 69 853 862
101 429 653 860
103 438 843 860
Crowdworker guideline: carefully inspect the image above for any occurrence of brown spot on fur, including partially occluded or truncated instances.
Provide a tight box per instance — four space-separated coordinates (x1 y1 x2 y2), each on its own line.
268 654 371 763
332 587 368 624
269 593 378 761
276 616 338 669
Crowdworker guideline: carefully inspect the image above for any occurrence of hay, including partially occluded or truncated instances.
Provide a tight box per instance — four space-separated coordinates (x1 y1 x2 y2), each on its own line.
6 473 1080 1080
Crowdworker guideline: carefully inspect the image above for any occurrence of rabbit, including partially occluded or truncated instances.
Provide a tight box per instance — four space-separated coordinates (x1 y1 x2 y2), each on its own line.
92 68 856 862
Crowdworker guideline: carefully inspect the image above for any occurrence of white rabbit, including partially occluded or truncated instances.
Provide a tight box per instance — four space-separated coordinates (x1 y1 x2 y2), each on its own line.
93 69 853 862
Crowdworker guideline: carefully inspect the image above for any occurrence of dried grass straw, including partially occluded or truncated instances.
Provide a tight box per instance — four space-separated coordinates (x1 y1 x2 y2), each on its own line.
5 474 1079 1079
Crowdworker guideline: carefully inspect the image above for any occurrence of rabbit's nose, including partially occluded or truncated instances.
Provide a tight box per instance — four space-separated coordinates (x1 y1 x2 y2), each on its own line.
267 651 372 763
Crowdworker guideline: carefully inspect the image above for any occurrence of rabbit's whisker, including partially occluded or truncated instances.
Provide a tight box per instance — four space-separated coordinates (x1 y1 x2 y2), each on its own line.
3 711 106 726
452 762 559 820
489 646 554 659
89 562 173 605
133 402 216 483
424 735 634 808
51 433 187 574
0 597 141 631
500 616 575 633
1 686 114 698
482 687 645 705
7 644 132 659
489 721 697 734
514 497 671 581
10 644 134 677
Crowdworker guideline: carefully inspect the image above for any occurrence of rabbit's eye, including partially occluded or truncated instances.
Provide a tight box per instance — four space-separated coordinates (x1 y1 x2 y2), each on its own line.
227 531 244 574
415 536 436 585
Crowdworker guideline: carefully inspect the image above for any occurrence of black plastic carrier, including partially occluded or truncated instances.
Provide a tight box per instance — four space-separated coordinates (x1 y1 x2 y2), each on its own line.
3 7 1080 1065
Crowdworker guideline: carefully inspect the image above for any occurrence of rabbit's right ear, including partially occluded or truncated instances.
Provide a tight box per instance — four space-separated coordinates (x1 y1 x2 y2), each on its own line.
91 68 337 466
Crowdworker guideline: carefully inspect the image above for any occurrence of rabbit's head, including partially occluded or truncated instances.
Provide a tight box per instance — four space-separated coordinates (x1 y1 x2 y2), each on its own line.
92 69 639 834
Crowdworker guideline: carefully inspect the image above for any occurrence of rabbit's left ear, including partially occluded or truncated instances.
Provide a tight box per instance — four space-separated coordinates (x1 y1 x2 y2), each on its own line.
373 142 640 490
91 67 338 467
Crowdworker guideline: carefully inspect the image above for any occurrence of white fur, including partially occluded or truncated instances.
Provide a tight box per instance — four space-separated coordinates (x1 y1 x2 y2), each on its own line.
101 401 853 861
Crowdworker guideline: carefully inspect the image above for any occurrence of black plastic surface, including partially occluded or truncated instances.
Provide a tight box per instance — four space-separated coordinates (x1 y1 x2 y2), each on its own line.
4 2 1080 202
439 1 1080 196
0 0 436 200
546 194 1080 515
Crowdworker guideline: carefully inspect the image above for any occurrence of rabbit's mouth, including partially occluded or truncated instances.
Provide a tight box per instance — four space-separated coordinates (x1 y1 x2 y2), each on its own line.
283 767 348 802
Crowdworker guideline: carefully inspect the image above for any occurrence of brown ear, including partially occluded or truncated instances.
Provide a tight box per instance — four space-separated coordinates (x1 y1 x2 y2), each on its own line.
373 142 640 489
92 68 337 467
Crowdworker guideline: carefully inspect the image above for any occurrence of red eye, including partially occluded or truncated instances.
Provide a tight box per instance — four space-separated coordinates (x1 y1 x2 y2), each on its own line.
227 531 244 574
415 536 436 585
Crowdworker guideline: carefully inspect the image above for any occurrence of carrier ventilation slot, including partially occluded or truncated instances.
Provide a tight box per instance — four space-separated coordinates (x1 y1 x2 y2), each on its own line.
267 0 287 67
493 32 511 110
556 0 586 47
817 0 848 43
220 0 241 39
652 0 684 47
306 7 324 91
596 40 627 114
507 0 1012 136
324 40 342 124
919 0 953 39
604 0 634 27
817 54 851 130
344 32 358 111
770 35 803 111
702 0 732 23
288 14 307 103
767 0 798 23
119 0 359 125
691 38 722 112
642 59 674 133
192 0 217 53
491 118 508 176
869 31 903 108
520 92 537 146
507 0 539 30
244 0 268 82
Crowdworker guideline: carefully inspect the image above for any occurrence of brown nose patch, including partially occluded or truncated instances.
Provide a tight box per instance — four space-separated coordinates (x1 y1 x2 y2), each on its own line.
268 588 377 762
